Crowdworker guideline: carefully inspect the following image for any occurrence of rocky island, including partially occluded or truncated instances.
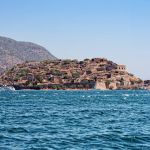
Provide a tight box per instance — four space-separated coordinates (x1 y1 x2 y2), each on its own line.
0 58 145 90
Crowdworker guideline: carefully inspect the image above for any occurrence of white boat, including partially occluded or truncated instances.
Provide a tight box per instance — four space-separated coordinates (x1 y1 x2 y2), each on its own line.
0 85 15 91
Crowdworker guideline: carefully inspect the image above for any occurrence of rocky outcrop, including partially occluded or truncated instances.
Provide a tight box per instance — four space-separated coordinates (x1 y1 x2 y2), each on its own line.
144 80 150 90
95 82 107 90
109 82 117 90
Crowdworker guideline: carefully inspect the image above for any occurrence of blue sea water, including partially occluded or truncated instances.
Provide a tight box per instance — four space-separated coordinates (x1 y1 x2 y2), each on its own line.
0 90 150 150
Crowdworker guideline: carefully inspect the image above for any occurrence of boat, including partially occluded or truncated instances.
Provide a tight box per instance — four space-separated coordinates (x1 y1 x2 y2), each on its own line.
0 85 15 91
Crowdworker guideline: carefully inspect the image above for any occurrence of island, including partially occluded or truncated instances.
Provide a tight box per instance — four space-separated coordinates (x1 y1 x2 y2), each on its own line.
0 58 149 90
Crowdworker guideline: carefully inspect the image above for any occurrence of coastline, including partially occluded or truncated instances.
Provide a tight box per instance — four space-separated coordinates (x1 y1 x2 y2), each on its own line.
11 86 150 91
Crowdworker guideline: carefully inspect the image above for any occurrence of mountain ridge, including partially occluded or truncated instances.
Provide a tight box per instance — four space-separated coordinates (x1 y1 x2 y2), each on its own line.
0 36 57 73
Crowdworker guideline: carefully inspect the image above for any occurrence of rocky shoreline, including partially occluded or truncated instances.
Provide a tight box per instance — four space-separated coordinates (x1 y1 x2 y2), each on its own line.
0 84 148 91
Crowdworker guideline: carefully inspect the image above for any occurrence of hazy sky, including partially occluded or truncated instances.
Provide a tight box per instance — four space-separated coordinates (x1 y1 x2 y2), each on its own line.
0 0 150 79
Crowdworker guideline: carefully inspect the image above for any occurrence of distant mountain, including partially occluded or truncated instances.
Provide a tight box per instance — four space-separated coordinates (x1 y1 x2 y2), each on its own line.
0 36 57 73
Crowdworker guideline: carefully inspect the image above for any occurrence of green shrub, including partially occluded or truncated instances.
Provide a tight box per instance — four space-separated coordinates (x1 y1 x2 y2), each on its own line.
61 60 71 65
72 72 80 78
35 75 43 83
18 69 29 77
51 84 63 90
13 76 20 82
51 69 62 76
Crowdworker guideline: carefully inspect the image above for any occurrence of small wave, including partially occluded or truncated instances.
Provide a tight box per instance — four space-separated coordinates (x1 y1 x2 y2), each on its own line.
0 134 8 139
123 97 127 100
103 94 113 97
7 127 28 133
122 94 130 97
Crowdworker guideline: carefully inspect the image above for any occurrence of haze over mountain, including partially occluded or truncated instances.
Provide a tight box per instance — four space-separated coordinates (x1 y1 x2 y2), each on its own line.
0 36 57 73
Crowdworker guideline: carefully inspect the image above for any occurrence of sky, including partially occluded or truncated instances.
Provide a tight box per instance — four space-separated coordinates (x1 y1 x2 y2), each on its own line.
0 0 150 79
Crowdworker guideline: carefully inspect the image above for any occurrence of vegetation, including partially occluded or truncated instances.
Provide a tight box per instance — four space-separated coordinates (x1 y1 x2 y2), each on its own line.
18 69 29 77
35 75 43 83
72 72 80 78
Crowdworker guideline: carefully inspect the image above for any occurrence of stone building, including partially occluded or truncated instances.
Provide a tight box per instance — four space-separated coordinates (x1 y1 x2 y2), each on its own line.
117 65 126 72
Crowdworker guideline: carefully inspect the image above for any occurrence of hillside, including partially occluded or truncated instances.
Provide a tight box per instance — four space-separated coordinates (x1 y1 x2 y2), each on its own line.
0 58 143 90
0 36 57 73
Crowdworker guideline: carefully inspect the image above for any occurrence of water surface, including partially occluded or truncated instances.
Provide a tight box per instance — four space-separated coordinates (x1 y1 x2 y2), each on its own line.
0 90 150 149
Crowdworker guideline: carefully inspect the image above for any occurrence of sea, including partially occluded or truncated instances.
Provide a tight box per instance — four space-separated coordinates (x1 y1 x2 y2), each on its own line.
0 90 150 150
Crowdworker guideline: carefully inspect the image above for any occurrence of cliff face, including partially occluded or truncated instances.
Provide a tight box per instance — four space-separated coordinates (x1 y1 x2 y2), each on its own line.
0 36 57 73
0 58 143 90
